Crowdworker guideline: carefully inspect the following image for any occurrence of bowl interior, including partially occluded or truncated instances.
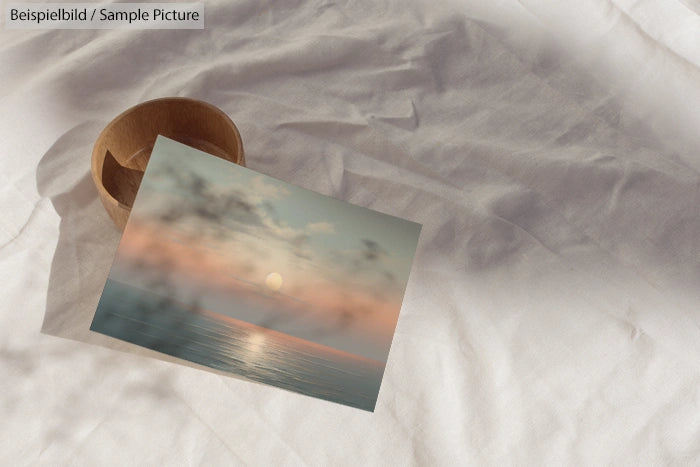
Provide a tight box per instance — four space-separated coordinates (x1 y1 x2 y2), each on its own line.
91 98 244 229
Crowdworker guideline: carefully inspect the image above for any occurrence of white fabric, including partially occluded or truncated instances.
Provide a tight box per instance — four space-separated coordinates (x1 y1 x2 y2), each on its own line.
2 0 700 464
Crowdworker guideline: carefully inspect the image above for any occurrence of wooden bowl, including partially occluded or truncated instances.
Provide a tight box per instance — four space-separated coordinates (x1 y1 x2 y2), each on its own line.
91 97 245 230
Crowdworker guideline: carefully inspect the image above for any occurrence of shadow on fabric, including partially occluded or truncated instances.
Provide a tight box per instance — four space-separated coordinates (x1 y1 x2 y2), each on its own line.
36 121 124 348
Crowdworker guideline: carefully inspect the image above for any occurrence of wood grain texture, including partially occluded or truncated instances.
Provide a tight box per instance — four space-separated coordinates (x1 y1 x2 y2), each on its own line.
91 97 245 230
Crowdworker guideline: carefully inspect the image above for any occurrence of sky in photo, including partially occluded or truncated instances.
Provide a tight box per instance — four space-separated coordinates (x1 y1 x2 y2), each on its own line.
110 136 421 362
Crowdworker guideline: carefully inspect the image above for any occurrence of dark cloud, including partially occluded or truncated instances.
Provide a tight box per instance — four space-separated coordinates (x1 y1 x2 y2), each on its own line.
291 234 309 248
338 309 354 328
260 201 279 223
293 250 312 260
362 239 387 261
146 162 300 248
347 239 397 286
321 238 400 303
383 270 396 283
156 175 264 233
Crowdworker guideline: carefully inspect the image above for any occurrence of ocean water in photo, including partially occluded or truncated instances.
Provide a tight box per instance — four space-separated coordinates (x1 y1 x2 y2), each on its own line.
91 279 385 411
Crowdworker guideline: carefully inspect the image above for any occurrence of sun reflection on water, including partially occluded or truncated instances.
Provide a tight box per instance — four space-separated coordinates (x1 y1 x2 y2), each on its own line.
246 332 267 354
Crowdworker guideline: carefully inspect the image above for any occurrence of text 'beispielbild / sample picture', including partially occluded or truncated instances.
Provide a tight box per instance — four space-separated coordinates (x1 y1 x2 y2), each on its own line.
91 136 421 411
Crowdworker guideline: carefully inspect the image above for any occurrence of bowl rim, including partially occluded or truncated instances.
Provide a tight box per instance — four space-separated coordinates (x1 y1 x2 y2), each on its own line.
90 96 244 210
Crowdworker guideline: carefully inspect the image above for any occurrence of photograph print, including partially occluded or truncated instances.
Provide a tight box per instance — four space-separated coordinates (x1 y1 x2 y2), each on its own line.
91 136 421 411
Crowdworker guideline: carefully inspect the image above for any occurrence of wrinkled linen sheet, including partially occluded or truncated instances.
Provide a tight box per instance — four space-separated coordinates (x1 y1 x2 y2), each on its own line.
2 0 700 464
